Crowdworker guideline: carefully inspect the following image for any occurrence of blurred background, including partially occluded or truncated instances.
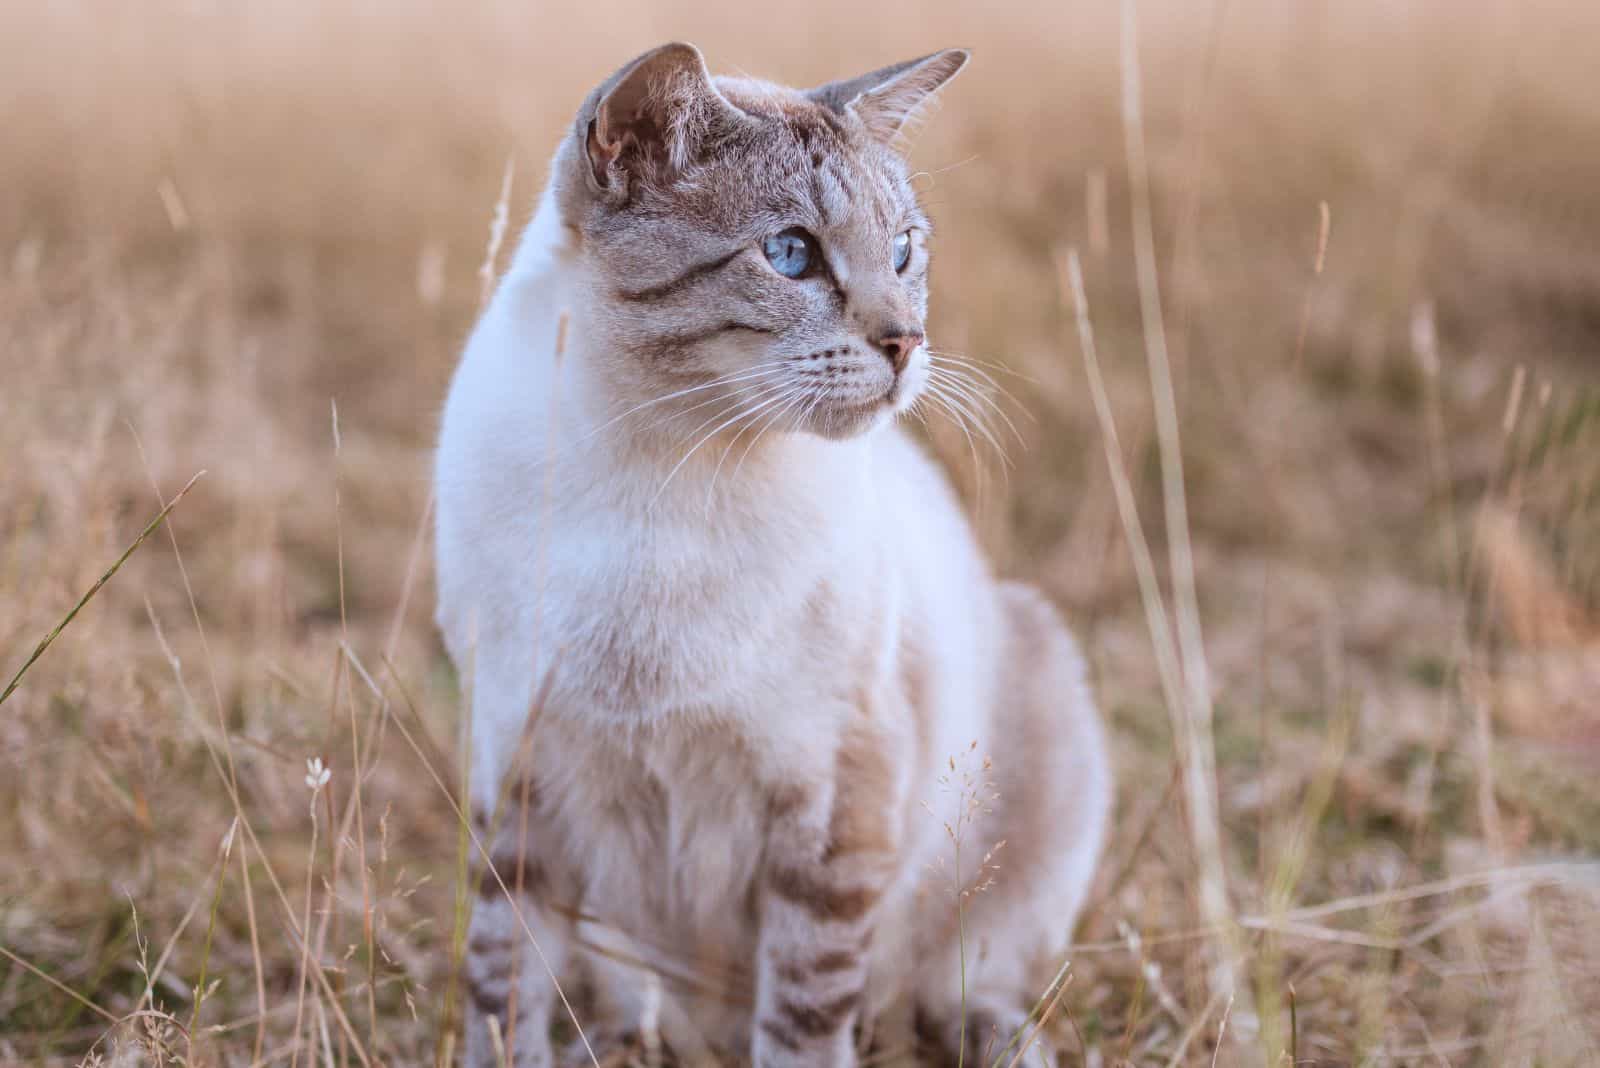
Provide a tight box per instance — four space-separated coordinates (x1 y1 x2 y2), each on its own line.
3 0 1599 1063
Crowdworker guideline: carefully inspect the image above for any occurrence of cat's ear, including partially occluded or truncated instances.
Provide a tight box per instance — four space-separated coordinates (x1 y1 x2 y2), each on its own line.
579 42 740 194
808 49 970 144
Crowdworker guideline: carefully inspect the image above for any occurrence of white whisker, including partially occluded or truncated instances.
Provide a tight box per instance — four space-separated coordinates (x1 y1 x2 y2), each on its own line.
925 371 1014 465
652 380 796 508
920 382 983 477
927 364 1012 437
728 384 817 485
926 365 1026 450
633 371 790 441
902 394 931 429
576 363 789 446
926 348 1043 388
674 377 792 450
703 384 812 511
927 353 1036 419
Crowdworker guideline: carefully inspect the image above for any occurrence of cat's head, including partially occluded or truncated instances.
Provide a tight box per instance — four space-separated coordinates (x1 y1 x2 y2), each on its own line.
553 42 968 441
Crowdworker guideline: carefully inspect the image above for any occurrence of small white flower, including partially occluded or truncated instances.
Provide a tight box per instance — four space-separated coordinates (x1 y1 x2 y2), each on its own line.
305 756 331 792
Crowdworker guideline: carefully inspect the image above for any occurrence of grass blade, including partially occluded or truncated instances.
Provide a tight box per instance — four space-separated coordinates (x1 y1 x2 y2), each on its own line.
0 470 204 707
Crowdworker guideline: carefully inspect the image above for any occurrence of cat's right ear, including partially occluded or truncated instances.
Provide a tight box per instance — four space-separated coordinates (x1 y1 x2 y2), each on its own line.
808 49 971 145
577 42 740 198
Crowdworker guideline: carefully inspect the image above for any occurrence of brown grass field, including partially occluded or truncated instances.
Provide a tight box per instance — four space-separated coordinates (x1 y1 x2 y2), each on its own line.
3 1 1600 1064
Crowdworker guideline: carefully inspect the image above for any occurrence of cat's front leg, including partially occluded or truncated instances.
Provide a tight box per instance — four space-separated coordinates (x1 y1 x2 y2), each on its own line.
463 784 577 1068
461 651 574 1068
751 729 903 1067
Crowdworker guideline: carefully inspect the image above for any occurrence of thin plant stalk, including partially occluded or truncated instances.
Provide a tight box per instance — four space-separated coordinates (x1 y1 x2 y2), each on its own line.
291 783 324 1068
1120 0 1240 1016
187 822 236 1039
956 833 968 1068
0 471 203 707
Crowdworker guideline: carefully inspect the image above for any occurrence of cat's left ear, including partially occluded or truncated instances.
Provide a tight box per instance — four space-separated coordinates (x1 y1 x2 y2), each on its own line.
808 49 971 144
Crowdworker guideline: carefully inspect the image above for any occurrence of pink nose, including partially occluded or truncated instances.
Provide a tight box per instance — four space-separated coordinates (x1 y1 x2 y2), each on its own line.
871 327 924 373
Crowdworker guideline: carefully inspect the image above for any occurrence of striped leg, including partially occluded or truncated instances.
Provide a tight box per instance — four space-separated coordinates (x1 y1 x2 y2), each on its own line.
464 807 571 1068
751 732 902 1067
459 639 579 1068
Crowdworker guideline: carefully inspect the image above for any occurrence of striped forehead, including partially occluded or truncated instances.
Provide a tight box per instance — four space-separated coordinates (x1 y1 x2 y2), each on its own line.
783 110 911 233
811 150 904 233
713 80 914 233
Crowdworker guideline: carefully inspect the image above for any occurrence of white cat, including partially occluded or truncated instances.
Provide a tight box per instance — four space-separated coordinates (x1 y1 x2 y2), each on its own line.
433 41 1111 1067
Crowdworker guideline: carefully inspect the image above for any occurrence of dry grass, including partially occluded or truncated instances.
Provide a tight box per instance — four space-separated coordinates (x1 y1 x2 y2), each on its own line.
4 0 1600 1064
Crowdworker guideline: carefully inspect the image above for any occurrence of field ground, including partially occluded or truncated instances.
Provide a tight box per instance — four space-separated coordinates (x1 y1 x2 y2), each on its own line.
3 1 1599 1064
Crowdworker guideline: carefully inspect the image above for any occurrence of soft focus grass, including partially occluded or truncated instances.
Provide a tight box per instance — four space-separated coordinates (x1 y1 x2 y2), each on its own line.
3 1 1599 1064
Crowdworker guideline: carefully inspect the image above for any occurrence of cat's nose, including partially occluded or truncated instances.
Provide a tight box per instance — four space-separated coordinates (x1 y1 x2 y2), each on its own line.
869 325 925 374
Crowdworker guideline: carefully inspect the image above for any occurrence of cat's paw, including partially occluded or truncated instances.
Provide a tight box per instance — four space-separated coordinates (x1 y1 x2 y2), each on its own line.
947 1003 1057 1068
557 1028 638 1068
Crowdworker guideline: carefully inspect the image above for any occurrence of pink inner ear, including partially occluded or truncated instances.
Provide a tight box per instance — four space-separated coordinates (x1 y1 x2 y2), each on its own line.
589 60 684 188
849 50 969 143
585 119 622 187
588 108 670 189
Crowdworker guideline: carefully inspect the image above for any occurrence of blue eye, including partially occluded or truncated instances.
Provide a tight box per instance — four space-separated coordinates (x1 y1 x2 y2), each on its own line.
893 230 914 272
763 228 816 279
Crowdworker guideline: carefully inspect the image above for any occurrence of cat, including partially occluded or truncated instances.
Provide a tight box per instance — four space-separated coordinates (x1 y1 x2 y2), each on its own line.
433 41 1111 1068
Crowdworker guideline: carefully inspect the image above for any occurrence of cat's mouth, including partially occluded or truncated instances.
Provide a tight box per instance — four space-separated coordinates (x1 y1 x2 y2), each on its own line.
784 345 926 438
851 363 924 408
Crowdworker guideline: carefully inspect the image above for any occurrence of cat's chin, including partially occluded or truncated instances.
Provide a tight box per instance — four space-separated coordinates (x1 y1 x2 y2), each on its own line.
806 376 928 439
804 397 894 440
